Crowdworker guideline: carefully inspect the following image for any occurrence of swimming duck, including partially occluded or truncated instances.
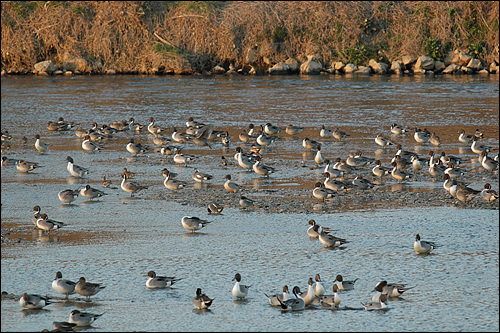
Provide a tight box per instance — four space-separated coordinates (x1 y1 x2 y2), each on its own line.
413 127 431 144
313 273 326 296
390 123 410 135
319 284 341 308
66 156 89 178
375 134 394 147
181 216 211 232
58 189 79 204
333 128 350 141
317 226 350 248
68 310 104 327
232 273 251 299
128 117 145 132
19 293 51 309
458 129 475 144
277 286 305 311
335 274 358 290
320 125 334 138
414 234 438 254
374 280 415 298
300 277 316 306
265 285 289 306
193 288 214 309
263 123 283 135
146 270 182 289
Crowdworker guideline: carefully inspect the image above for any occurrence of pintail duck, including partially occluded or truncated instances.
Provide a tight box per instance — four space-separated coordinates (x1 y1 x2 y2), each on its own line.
121 174 148 197
47 121 68 132
160 145 178 156
395 144 418 162
164 171 187 191
80 185 107 200
333 128 350 141
57 117 76 130
320 125 334 138
58 189 79 204
372 160 391 177
362 294 388 311
66 156 88 178
239 195 255 209
313 182 335 201
428 159 447 178
50 321 78 331
221 132 231 146
390 123 410 135
335 274 358 290
74 126 88 138
444 164 467 179
374 280 414 298
32 205 42 226
303 137 321 150
172 127 193 143
68 310 104 327
319 284 341 308
323 159 345 178
346 152 368 167
246 123 259 138
17 159 41 172
207 202 224 214
323 172 347 191
75 277 105 301
440 151 464 167
146 270 182 289
277 286 305 311
1 156 19 166
352 175 375 189
81 135 104 152
456 184 481 203
102 176 112 188
173 149 196 166
265 285 289 306
238 131 251 142
335 158 355 173
429 132 442 146
126 138 150 155
193 169 213 183
481 183 499 202
317 226 350 248
235 147 256 170
307 219 335 238
193 288 214 309
263 123 283 135
480 151 498 172
34 134 51 153
300 277 316 306
285 124 304 136
391 155 411 170
458 129 475 144
391 162 411 181
88 129 107 142
121 167 135 179
181 216 211 232
314 147 325 166
109 119 128 131
256 131 278 147
52 271 77 299
147 117 168 136
36 213 65 232
224 174 242 193
313 274 326 296
414 234 438 254
471 136 492 154
128 117 145 132
411 154 428 171
232 273 251 299
152 135 171 146
19 293 51 309
1 130 12 142
375 134 395 147
186 117 206 129
413 127 431 143
442 174 455 192
253 155 276 177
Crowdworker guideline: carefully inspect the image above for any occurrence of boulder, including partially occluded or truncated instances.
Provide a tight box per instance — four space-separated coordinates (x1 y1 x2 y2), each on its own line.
461 66 473 74
343 63 358 74
467 58 483 71
434 61 445 72
415 55 435 70
369 59 388 74
333 61 345 71
354 66 372 75
391 60 404 74
62 54 90 73
269 62 290 75
245 45 259 64
402 55 417 66
285 58 300 73
447 50 473 66
299 55 323 75
34 60 57 75
442 64 460 74
489 62 498 73
212 65 226 74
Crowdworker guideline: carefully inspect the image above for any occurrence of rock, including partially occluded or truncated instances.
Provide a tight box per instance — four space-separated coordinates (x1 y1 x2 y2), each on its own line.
333 61 345 71
448 50 473 66
354 65 372 75
442 63 460 74
461 66 473 74
212 65 226 74
467 58 483 71
413 68 426 75
269 62 290 75
285 58 300 73
402 55 417 66
245 45 259 64
434 60 445 72
478 69 489 75
53 70 63 75
34 60 57 75
391 60 404 74
105 69 117 75
369 59 388 74
415 55 435 70
489 62 498 73
343 63 358 74
62 53 90 73
299 55 323 75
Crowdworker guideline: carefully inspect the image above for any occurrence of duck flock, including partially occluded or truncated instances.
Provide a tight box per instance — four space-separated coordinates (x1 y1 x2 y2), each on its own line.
1 114 499 330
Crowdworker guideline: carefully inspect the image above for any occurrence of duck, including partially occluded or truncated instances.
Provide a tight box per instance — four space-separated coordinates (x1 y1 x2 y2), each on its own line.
253 156 276 177
317 226 350 248
374 280 415 298
181 216 211 232
66 156 89 178
68 310 104 327
121 167 136 179
193 288 214 309
428 159 447 178
372 160 391 177
411 154 428 171
413 127 431 144
239 196 255 209
471 136 491 154
19 293 51 309
319 125 334 138
246 123 259 138
147 117 168 136
391 155 410 170
458 129 475 144
391 162 411 181
335 274 358 290
374 134 394 147
224 174 242 193
50 321 78 331
302 137 321 150
81 135 104 152
481 183 499 202
32 205 42 226
186 117 206 129
193 169 213 183
235 147 256 171
47 121 67 132
173 149 196 166
319 284 341 308
58 189 79 204
1 156 19 166
352 175 375 190
52 271 77 299
444 164 467 179
263 123 283 135
323 159 345 178
16 159 41 172
36 213 65 232
429 132 441 146
160 145 178 157
390 123 410 135
80 185 107 201
232 273 251 299
456 184 481 203
414 234 438 254
333 128 350 141
314 147 325 166
120 174 148 197
300 277 316 306
221 132 231 146
102 176 112 188
313 274 326 296
74 126 88 138
34 134 50 153
307 219 334 238
395 144 418 162
323 172 347 191
75 277 105 301
313 182 335 201
146 270 182 289
277 286 305 311
285 124 304 136
109 119 128 131
172 127 193 143
440 151 464 167
126 138 150 155
207 202 224 214
256 131 278 147
362 294 388 311
238 131 251 142
128 117 145 132
479 151 499 172
265 285 289 306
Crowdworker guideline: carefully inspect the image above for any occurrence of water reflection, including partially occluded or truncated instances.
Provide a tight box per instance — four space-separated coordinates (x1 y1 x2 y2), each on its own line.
20 308 51 316
192 308 213 315
66 176 88 185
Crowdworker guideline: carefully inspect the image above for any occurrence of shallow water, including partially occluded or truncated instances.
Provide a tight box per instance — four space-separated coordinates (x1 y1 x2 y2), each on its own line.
1 74 499 332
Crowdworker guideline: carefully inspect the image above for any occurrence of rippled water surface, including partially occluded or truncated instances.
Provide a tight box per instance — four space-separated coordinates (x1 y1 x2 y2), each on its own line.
1 74 499 332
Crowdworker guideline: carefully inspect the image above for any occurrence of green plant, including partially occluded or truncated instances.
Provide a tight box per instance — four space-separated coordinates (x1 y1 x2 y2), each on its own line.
343 45 369 66
424 38 443 60
273 25 287 43
468 41 487 58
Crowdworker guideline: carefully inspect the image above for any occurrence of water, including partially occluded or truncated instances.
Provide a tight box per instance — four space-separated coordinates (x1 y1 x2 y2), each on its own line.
1 74 499 332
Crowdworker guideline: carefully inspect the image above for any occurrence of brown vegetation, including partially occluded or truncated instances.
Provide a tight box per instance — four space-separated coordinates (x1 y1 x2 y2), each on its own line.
1 1 499 74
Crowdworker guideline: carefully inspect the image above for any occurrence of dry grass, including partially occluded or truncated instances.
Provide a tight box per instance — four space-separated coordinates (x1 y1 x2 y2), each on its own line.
1 1 498 73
